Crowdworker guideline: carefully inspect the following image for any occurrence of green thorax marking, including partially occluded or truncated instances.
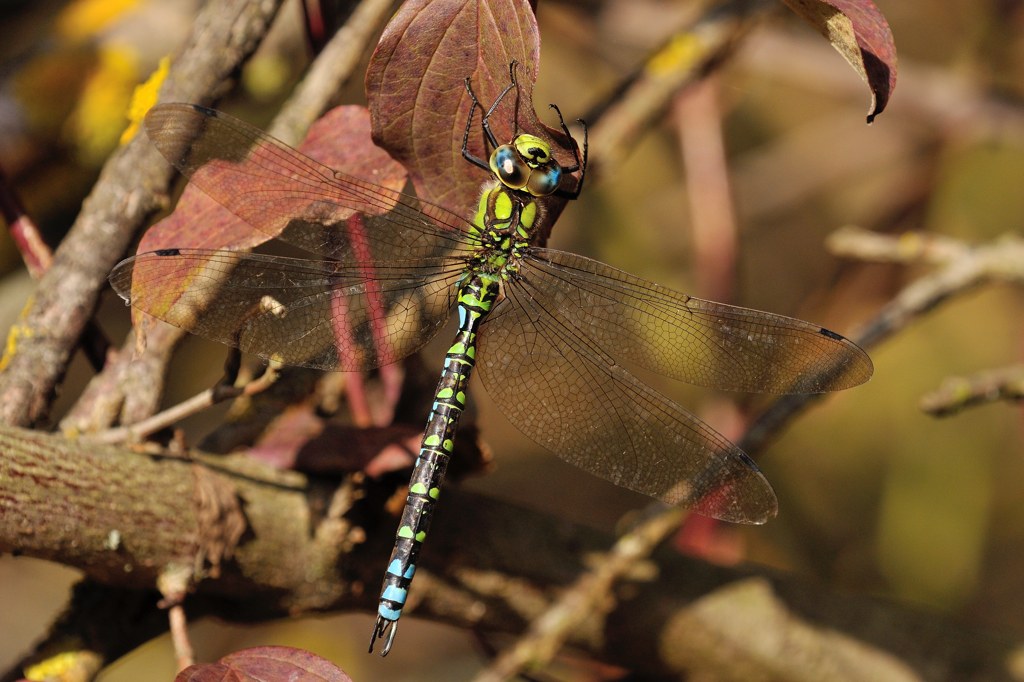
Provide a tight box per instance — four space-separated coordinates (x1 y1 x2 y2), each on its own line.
469 183 536 279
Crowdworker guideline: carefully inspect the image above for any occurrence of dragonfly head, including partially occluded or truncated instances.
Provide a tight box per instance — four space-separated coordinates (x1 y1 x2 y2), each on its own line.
489 134 563 198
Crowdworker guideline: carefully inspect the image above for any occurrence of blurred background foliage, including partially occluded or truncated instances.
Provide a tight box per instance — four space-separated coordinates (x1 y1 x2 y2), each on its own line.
0 0 1021 679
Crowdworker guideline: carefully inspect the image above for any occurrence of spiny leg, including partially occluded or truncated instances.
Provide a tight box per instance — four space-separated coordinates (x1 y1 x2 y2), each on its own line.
462 78 490 171
548 102 588 199
462 61 522 170
482 61 522 143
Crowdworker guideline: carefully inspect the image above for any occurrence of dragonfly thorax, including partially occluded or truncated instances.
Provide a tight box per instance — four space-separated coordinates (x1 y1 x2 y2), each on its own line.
468 183 535 279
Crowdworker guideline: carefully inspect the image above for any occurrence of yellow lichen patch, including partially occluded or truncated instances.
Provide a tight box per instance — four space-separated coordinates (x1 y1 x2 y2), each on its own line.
24 648 102 681
645 33 703 77
121 55 170 145
0 298 36 372
67 45 140 163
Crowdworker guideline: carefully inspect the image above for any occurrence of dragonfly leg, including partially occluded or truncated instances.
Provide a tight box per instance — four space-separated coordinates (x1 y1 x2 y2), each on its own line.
548 103 588 198
368 615 398 656
481 61 521 142
461 78 490 171
462 61 522 170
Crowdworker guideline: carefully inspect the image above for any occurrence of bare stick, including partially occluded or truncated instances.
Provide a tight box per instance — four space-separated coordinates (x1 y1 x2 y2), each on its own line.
84 364 279 446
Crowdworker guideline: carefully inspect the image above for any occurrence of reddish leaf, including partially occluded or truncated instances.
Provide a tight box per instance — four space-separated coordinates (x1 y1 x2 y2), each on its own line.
291 422 423 476
366 0 579 235
247 404 328 469
132 105 406 328
780 0 897 122
175 646 351 682
140 106 405 254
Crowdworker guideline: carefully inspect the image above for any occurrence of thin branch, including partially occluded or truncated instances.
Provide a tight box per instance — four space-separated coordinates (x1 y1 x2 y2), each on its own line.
921 364 1024 417
0 166 52 278
675 75 739 303
586 0 773 177
158 565 196 671
826 225 971 266
84 363 279 446
168 604 193 671
0 167 110 372
742 228 1024 453
472 507 687 682
267 0 395 143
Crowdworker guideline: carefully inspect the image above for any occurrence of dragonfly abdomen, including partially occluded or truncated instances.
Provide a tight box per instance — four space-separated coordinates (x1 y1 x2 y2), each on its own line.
371 273 499 653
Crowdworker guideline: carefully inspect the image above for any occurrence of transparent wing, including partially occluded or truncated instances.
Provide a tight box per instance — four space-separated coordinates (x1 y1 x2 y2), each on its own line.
476 274 778 523
110 249 462 370
115 104 487 369
143 103 481 265
520 249 873 393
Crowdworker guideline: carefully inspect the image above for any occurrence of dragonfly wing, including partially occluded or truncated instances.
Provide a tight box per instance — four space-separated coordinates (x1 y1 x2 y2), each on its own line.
476 281 778 523
144 104 476 265
522 250 872 394
110 249 461 371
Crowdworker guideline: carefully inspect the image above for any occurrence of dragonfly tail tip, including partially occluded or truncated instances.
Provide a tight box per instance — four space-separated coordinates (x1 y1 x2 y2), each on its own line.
369 616 398 656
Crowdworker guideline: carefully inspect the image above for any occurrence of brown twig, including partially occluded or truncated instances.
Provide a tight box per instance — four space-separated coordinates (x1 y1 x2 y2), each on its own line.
675 75 738 303
828 229 1024 351
586 0 773 178
0 166 53 278
472 507 688 682
267 0 394 143
158 565 196 671
0 167 111 372
83 363 279 445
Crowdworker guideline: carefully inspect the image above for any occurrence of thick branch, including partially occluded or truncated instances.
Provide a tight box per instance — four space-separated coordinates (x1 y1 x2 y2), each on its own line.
0 425 1019 679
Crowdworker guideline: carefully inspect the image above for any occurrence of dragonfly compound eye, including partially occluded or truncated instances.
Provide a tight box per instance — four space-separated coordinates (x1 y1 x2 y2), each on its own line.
489 145 529 189
527 164 562 197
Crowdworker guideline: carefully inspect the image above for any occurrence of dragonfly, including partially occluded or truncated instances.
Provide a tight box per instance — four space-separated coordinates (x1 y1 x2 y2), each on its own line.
110 66 872 657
